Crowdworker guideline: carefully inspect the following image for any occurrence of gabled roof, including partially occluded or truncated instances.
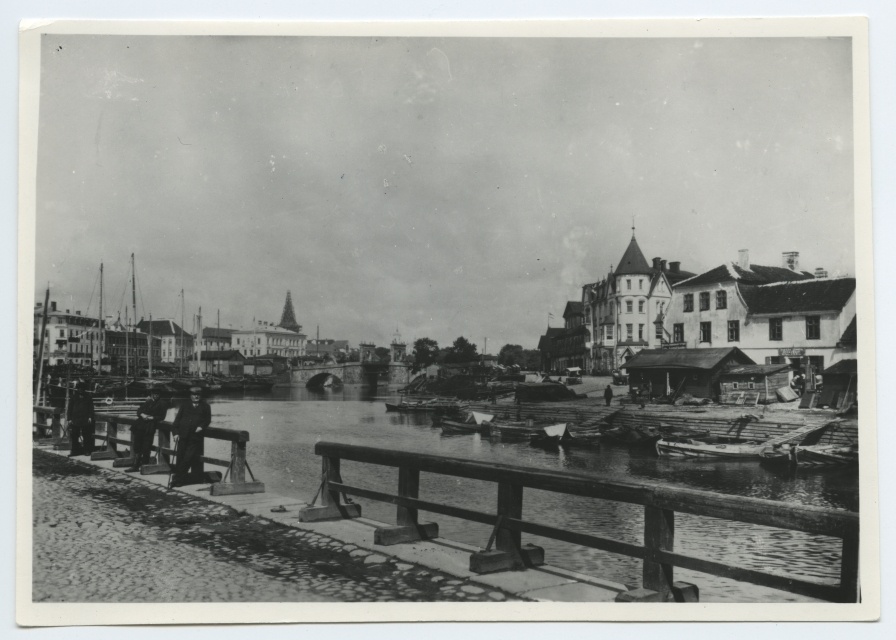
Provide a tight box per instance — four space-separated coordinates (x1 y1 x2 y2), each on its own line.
722 363 793 376
199 350 245 361
739 278 856 314
563 301 583 318
537 327 564 351
675 263 815 288
839 316 857 347
614 236 653 275
202 327 235 339
137 319 192 338
623 347 755 370
823 359 857 375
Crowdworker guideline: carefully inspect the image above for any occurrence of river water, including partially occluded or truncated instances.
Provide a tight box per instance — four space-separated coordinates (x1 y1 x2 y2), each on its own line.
199 386 858 604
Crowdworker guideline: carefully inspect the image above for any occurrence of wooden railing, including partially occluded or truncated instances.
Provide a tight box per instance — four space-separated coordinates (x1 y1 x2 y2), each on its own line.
32 406 264 496
300 441 859 603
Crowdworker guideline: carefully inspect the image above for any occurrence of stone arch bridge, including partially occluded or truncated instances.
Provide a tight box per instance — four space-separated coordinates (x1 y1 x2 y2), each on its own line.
291 362 413 388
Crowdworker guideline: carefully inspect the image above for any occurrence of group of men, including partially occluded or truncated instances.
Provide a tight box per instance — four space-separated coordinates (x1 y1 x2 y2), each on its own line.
65 383 212 488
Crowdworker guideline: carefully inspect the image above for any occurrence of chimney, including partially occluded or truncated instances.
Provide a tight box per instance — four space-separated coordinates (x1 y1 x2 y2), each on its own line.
660 259 667 271
652 257 662 270
669 261 681 273
814 267 828 278
738 249 750 270
50 301 57 311
782 251 800 271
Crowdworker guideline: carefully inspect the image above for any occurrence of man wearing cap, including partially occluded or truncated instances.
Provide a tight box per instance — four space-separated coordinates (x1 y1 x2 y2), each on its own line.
169 387 211 488
126 388 169 472
67 382 96 456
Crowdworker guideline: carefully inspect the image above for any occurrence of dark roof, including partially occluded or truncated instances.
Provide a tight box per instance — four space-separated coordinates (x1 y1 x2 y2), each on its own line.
823 359 857 375
663 267 698 284
563 301 584 318
722 363 793 376
614 237 652 275
839 316 857 346
198 350 244 361
136 319 192 338
676 263 815 288
739 278 855 314
202 327 235 339
624 347 755 370
537 327 564 351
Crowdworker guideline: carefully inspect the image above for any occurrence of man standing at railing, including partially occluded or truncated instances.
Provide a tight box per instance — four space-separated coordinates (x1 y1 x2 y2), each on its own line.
66 382 96 457
125 388 169 473
169 386 211 488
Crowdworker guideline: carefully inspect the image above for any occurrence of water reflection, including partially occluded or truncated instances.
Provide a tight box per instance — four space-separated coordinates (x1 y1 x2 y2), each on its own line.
203 388 858 603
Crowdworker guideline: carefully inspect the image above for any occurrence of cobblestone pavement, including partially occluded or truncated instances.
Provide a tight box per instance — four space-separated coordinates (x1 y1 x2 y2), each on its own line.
32 449 523 603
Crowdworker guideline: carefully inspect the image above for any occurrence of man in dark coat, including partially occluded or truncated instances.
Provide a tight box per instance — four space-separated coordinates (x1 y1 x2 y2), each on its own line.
169 387 211 488
126 388 169 472
604 384 614 407
67 383 96 456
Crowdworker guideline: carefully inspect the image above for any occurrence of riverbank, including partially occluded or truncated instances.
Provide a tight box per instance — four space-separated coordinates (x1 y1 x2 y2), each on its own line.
30 447 626 604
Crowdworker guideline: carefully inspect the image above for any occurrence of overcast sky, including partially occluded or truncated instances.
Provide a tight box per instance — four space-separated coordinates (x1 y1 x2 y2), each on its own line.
33 34 855 350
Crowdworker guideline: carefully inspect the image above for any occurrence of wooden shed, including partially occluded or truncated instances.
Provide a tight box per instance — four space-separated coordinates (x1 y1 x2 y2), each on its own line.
623 347 756 400
719 363 793 405
819 359 857 411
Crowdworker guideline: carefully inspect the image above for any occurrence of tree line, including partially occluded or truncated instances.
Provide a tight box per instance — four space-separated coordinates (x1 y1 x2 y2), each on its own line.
410 337 541 373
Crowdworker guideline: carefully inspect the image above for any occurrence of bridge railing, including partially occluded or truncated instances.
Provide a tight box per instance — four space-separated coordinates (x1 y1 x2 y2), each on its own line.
32 406 264 496
299 440 859 603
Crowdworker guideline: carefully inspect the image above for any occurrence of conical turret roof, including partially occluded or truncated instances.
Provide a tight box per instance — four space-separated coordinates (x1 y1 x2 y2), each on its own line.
278 291 301 333
613 236 652 275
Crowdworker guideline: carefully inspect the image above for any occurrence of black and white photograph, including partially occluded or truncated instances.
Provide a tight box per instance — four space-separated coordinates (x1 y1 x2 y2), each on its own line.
15 15 881 627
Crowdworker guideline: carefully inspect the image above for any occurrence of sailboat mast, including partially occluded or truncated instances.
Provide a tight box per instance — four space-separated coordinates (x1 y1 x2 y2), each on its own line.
33 285 50 405
131 253 137 374
98 262 104 373
179 289 184 376
125 307 130 380
197 306 202 375
148 313 153 383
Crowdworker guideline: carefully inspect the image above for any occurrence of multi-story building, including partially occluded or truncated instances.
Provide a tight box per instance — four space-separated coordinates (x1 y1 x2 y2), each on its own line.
231 321 306 359
33 301 102 368
200 327 236 352
581 235 695 373
136 319 194 365
664 250 854 378
104 328 162 374
545 301 587 372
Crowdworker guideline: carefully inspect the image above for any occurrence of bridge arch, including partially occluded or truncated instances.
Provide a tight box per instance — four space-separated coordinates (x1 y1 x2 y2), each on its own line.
306 372 343 389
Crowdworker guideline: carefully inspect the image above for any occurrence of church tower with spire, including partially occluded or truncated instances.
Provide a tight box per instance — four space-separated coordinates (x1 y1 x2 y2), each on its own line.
278 290 302 333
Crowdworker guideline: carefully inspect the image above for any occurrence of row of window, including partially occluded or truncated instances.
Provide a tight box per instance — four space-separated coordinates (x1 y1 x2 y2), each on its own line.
671 317 821 344
683 291 727 312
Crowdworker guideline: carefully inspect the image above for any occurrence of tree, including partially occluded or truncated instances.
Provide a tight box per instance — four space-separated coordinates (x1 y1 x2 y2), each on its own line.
443 336 479 364
498 344 524 367
411 338 439 373
374 347 391 362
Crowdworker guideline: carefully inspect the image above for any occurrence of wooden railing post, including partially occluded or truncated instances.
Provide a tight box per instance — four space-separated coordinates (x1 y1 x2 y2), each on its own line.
210 439 265 496
839 525 860 603
91 419 119 461
298 455 361 522
141 427 171 475
470 480 543 574
374 466 438 545
642 506 675 599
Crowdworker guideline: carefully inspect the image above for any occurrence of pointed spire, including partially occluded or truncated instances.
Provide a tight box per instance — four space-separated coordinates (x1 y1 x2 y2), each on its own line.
614 235 652 276
278 290 301 333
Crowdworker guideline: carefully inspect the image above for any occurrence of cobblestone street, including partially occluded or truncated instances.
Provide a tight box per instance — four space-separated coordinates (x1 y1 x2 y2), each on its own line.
31 449 521 603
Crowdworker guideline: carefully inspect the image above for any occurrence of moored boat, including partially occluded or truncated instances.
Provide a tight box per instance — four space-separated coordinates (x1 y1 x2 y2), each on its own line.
759 443 858 468
655 437 770 459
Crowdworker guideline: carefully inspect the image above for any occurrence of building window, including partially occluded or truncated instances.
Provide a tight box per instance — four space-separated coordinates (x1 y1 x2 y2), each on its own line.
683 294 693 312
638 300 644 313
655 323 663 340
699 292 710 311
626 279 631 290
626 300 633 313
626 324 633 341
638 324 644 341
606 325 613 340
673 323 684 342
732 382 739 390
638 279 643 290
748 382 755 390
699 321 711 343
716 290 727 309
769 318 783 341
728 320 740 342
806 316 820 340
609 302 614 316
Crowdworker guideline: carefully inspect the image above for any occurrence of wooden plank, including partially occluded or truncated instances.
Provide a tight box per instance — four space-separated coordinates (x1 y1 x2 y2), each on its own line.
643 506 674 596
